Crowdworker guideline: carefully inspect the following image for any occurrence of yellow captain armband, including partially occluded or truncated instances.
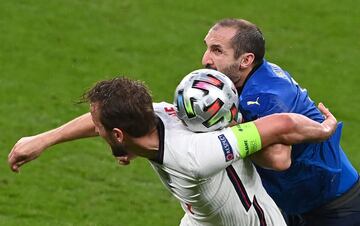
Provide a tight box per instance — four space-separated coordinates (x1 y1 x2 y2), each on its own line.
230 122 262 158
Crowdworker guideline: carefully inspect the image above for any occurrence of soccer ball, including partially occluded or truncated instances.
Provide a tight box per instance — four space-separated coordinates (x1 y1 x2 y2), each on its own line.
174 69 241 132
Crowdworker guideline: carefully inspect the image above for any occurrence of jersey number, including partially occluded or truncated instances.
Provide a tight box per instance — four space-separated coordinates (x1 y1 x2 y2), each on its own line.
164 107 177 116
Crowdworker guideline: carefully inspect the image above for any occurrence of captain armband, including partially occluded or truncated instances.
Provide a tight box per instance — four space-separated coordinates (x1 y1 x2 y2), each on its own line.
230 122 262 158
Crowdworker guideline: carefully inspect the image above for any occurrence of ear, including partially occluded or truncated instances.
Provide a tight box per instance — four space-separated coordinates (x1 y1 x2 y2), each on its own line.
239 53 255 69
112 128 124 143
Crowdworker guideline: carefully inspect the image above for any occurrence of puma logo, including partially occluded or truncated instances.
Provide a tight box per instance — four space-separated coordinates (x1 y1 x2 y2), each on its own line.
247 97 260 106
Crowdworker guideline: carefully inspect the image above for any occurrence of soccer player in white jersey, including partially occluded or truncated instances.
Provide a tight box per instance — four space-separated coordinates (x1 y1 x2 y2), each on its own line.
8 77 337 226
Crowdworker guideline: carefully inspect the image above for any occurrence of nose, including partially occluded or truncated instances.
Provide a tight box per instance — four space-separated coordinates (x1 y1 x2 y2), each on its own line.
202 50 213 68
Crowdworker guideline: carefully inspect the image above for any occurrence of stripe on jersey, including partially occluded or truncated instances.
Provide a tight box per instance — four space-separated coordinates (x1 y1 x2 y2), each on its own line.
226 165 267 226
253 195 267 226
226 165 252 210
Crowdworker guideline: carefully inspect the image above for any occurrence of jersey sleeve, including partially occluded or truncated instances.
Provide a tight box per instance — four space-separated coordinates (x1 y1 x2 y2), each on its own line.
189 123 262 179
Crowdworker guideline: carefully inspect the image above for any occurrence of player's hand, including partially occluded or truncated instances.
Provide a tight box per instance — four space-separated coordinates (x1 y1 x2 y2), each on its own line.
318 102 337 138
8 135 49 173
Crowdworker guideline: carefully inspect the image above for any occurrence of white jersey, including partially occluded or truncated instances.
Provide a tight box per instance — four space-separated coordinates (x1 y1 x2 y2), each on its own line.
149 102 286 226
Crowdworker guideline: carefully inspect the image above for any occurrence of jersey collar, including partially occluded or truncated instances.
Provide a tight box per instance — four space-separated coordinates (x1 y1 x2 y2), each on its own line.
149 116 165 164
237 59 264 95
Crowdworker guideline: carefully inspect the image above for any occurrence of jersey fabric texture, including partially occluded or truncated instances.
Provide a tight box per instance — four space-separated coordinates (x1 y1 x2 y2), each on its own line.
150 102 286 226
238 59 359 214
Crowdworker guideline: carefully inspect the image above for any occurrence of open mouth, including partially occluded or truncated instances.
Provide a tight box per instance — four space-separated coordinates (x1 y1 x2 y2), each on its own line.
205 64 217 70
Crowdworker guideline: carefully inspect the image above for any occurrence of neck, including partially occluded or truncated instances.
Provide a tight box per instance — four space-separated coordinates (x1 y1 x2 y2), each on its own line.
127 127 159 159
237 66 254 88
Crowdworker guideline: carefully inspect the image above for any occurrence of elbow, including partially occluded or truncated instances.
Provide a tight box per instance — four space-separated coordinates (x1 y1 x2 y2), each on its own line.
272 145 292 171
271 157 292 171
251 144 292 171
253 154 292 171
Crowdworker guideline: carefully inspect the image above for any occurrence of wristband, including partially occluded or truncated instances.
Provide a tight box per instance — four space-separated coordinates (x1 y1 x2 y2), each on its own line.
230 122 262 158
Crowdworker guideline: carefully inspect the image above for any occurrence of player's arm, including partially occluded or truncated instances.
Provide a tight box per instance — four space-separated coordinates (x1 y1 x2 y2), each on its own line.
232 103 336 159
250 144 291 171
257 103 336 147
182 103 335 179
8 113 97 172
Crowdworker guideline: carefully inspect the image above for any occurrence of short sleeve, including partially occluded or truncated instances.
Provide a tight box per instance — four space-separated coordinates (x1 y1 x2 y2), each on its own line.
188 128 242 179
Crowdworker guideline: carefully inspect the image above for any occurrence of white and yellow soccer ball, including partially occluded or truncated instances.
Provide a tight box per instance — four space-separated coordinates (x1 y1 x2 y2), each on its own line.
174 69 241 132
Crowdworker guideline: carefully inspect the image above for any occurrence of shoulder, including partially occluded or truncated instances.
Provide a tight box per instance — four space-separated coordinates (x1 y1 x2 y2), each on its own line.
244 62 296 101
266 61 293 82
161 128 200 177
247 61 293 89
153 102 177 114
181 129 241 178
153 102 179 124
240 61 298 119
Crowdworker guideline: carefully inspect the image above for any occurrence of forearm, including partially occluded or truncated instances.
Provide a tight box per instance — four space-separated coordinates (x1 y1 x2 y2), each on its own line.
8 112 98 172
256 111 336 148
275 113 336 145
278 114 330 144
37 112 97 148
230 103 335 165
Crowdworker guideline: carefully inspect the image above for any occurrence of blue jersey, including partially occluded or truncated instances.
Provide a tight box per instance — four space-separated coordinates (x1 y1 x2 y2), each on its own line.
239 60 358 214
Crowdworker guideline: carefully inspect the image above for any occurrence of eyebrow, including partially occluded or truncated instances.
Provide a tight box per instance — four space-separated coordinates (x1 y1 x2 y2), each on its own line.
209 44 223 51
203 39 224 51
210 44 222 48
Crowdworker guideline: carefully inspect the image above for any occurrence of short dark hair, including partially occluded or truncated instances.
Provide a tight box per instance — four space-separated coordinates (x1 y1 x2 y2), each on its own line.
214 19 265 65
84 77 156 137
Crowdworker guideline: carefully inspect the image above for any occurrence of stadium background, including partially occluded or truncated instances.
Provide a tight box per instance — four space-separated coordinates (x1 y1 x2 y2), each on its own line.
0 1 359 225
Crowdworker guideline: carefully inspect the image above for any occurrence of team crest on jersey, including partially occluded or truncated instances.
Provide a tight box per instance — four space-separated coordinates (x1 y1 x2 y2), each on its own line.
218 134 234 162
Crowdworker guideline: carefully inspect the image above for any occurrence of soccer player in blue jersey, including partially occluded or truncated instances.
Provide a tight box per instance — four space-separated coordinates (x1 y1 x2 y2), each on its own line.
202 18 360 225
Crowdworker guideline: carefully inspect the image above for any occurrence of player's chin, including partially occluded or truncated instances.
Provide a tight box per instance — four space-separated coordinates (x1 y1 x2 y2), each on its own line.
233 78 242 88
117 159 130 165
